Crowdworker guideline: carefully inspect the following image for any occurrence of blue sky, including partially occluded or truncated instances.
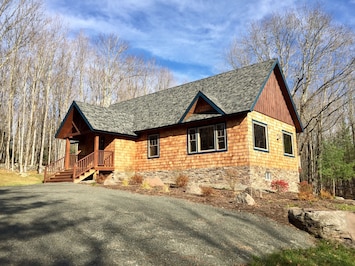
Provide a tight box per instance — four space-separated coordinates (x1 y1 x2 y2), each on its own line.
44 0 355 84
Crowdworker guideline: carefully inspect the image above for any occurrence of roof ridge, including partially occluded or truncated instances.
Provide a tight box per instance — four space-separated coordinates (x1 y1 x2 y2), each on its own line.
109 58 277 108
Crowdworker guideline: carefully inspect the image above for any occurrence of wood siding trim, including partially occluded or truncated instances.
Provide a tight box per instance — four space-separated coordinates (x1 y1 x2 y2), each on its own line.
254 71 294 126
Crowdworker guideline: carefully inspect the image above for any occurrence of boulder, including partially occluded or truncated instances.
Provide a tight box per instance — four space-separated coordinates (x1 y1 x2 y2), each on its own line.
235 192 255 205
186 183 202 196
103 176 119 186
244 187 263 198
144 177 164 187
288 208 355 247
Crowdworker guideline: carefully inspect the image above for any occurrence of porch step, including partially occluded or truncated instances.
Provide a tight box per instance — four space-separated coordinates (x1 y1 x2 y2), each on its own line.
74 169 96 183
45 170 73 183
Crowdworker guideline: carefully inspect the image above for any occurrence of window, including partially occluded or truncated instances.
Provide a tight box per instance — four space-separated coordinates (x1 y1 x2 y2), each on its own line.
253 121 268 151
265 171 272 181
188 123 226 154
148 134 159 158
283 131 294 156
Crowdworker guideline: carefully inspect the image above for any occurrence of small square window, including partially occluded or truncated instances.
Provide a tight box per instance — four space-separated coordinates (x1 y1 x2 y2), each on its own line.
265 172 271 181
253 121 268 151
148 134 159 158
283 131 294 156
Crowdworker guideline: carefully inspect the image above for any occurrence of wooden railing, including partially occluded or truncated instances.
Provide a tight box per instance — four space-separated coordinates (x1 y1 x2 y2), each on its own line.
98 150 114 167
72 150 114 180
73 152 95 180
43 154 77 182
44 157 65 182
45 151 114 182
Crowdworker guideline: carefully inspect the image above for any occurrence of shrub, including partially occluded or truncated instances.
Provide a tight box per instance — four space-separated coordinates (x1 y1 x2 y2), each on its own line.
271 179 289 193
122 179 129 186
175 174 189 188
200 186 214 197
161 184 170 193
298 181 316 201
130 174 143 185
319 189 333 200
141 180 151 190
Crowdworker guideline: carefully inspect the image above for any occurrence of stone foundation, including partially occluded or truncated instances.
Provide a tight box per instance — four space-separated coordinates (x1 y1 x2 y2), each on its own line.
113 166 299 192
249 166 299 192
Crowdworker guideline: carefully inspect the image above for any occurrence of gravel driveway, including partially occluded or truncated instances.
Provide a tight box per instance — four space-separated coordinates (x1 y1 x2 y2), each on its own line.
0 183 315 265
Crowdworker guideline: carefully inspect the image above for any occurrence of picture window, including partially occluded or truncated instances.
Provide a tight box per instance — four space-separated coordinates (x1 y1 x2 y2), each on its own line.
188 123 226 154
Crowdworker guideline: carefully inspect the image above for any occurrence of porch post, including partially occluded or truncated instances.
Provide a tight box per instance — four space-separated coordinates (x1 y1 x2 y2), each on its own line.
64 138 70 170
94 135 99 167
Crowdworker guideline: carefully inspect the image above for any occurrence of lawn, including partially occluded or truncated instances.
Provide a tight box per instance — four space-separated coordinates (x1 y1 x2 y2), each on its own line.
249 240 355 266
0 168 43 186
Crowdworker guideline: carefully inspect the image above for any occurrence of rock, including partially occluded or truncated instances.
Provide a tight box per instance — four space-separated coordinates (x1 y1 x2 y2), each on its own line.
288 208 355 247
144 177 164 187
103 175 119 186
244 187 262 198
235 192 255 205
186 183 202 196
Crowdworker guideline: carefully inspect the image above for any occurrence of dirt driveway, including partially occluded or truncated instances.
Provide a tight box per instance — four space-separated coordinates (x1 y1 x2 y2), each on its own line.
0 183 315 265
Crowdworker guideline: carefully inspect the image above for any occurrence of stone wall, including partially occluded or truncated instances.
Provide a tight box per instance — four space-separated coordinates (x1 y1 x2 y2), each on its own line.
135 166 251 190
133 165 299 192
249 166 299 192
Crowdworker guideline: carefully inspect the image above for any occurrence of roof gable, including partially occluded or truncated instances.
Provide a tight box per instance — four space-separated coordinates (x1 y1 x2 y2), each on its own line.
55 102 92 139
179 91 226 123
252 62 303 133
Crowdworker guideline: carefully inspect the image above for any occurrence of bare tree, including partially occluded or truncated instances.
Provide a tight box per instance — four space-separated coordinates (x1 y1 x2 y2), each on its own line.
225 6 355 190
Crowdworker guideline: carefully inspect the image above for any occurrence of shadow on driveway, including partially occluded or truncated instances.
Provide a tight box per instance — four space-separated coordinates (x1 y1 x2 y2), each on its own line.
0 183 315 265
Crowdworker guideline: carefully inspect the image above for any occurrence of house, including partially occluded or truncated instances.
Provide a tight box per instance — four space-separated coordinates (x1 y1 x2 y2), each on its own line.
45 59 303 191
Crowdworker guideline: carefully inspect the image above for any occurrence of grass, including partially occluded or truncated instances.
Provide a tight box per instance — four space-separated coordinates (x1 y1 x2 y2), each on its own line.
334 203 355 211
0 168 43 186
249 240 355 266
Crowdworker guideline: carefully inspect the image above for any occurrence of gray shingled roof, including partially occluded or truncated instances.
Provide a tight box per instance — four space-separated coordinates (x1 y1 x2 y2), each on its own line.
74 59 278 137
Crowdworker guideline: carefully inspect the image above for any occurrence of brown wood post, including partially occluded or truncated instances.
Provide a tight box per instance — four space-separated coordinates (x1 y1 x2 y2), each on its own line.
94 135 99 167
64 138 70 170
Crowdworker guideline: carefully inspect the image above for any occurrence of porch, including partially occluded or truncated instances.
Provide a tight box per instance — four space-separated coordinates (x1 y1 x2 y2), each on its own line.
44 135 114 183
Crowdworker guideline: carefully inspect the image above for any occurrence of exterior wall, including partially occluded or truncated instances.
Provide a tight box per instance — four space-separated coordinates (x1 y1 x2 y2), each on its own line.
247 111 300 191
129 115 250 189
110 111 300 192
113 138 136 172
134 115 249 173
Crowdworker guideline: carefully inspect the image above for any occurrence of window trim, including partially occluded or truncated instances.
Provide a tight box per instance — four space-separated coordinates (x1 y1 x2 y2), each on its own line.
147 134 159 158
265 171 272 181
282 130 294 157
188 123 227 154
252 120 269 152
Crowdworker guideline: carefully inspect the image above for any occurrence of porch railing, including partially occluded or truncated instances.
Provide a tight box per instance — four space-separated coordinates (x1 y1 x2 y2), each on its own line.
73 150 114 180
73 152 95 180
98 150 114 167
44 154 77 182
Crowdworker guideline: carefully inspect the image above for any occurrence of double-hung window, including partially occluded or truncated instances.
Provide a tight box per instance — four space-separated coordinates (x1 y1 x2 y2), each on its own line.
148 134 159 158
253 121 268 152
283 131 294 156
188 123 226 154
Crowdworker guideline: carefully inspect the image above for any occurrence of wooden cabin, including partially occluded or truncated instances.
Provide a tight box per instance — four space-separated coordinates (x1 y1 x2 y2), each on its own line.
45 59 303 191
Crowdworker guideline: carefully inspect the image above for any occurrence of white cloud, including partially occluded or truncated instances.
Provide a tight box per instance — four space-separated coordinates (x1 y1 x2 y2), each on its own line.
44 0 354 82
